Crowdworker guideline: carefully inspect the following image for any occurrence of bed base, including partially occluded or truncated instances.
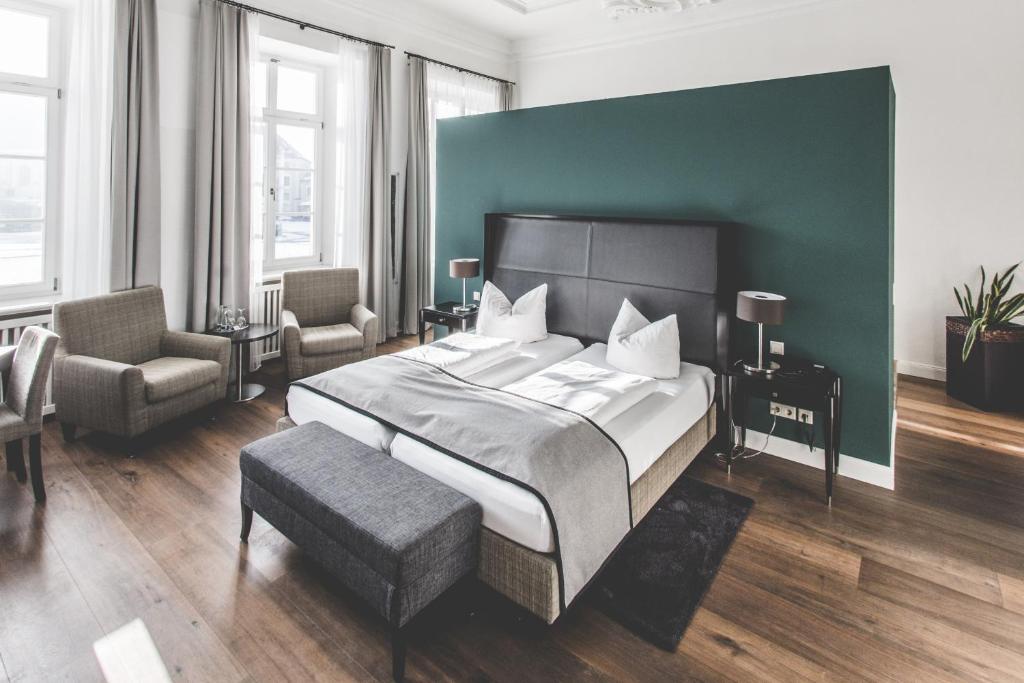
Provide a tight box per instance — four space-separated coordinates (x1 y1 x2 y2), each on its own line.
275 405 717 625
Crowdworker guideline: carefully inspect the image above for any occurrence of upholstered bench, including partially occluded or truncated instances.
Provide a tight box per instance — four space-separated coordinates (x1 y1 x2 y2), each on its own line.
239 421 482 681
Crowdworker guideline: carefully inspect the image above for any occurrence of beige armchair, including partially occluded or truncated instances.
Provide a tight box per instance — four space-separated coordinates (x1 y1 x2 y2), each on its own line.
52 287 231 441
281 268 378 381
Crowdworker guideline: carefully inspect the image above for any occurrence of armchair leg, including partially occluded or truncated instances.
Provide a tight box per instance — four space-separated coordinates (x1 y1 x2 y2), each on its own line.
60 422 76 443
28 434 44 503
6 439 26 483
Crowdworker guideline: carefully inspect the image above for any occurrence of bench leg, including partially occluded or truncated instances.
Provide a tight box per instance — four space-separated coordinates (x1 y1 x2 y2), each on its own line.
240 501 253 543
391 626 406 682
60 422 76 443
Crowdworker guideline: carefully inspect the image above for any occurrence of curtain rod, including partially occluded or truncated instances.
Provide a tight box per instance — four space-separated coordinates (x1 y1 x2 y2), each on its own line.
214 0 395 50
405 52 515 86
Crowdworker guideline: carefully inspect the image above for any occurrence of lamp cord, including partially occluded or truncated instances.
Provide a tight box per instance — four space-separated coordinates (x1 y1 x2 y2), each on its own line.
736 415 778 460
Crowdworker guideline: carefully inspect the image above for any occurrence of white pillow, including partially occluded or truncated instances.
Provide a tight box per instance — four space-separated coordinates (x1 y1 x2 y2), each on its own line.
606 299 680 379
476 281 549 343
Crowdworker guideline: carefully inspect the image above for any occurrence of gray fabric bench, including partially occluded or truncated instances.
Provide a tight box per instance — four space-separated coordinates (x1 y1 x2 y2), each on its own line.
239 421 482 681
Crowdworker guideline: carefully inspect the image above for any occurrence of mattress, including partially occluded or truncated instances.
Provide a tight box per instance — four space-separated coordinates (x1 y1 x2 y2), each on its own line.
390 343 717 553
285 333 584 450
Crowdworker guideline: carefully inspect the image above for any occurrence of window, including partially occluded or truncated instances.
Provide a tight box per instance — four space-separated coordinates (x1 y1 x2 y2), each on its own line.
253 56 325 271
0 0 63 302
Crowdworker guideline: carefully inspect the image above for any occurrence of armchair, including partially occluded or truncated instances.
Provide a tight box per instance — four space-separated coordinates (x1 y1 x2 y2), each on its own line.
52 287 231 440
280 268 378 380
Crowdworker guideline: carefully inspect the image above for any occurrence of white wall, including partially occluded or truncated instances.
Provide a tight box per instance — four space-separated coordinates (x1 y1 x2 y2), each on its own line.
155 0 514 329
516 0 1024 380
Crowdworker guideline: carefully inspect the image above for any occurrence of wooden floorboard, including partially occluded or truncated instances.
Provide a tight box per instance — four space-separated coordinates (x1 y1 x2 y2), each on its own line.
2 343 1023 682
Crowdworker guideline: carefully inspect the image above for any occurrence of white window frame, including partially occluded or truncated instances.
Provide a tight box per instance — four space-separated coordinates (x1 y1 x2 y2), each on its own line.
258 56 325 273
0 0 64 305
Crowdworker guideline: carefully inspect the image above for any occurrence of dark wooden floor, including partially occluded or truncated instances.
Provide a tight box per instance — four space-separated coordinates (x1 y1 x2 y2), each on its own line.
2 341 1023 682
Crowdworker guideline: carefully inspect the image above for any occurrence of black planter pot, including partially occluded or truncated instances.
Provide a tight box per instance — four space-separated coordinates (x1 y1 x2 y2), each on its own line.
946 316 1024 411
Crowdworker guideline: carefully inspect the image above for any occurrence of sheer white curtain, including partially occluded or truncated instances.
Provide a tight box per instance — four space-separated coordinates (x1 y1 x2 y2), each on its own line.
424 64 505 298
245 15 262 369
62 0 114 300
333 40 368 271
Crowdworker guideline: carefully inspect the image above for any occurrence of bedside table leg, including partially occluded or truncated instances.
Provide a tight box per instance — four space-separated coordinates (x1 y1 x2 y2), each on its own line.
825 392 835 506
418 311 425 346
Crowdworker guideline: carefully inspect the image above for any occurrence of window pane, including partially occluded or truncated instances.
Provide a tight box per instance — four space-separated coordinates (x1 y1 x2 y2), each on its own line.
0 221 43 286
0 8 49 78
0 92 46 156
0 158 45 220
274 215 313 260
276 65 317 114
276 169 312 214
254 61 267 111
275 125 315 169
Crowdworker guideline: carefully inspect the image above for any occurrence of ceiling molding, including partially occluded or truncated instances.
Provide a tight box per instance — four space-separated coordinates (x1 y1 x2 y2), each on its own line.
490 0 581 14
514 0 839 61
257 0 516 64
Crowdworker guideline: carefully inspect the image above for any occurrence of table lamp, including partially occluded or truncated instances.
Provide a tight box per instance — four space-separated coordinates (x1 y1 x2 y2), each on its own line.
737 291 786 376
450 258 480 313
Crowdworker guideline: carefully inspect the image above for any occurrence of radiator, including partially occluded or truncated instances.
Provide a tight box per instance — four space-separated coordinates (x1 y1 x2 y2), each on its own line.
0 310 55 414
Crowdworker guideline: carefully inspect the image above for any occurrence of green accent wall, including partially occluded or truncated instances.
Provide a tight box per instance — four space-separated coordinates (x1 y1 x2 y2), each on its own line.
435 67 895 466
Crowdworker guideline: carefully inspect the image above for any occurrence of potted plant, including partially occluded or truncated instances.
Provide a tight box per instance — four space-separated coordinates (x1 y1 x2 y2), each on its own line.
947 263 1024 411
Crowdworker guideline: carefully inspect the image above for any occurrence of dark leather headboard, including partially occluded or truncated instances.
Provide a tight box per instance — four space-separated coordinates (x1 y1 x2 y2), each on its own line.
484 213 736 372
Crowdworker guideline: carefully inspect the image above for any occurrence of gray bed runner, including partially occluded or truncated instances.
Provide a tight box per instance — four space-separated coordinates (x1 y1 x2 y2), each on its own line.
294 354 632 611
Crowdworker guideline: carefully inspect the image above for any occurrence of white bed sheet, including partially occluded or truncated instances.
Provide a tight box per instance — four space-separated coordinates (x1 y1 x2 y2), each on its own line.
389 344 716 553
285 333 585 451
462 333 583 388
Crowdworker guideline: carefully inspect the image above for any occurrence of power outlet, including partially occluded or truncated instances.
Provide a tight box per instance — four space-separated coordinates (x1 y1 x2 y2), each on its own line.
472 290 481 301
770 402 796 420
798 408 814 425
769 340 785 356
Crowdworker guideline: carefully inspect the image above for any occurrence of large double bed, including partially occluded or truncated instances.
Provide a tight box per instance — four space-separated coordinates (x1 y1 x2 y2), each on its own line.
284 214 735 624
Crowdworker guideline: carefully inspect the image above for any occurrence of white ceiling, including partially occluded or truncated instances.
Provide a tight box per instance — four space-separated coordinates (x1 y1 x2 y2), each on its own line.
410 0 830 46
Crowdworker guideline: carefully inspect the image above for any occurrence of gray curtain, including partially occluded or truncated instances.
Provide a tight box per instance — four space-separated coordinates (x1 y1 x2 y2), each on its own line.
400 57 430 335
189 0 252 332
110 0 161 291
362 45 394 342
498 81 515 111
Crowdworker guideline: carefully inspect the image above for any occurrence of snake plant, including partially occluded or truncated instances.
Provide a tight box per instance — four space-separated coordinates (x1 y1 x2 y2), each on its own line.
953 263 1024 362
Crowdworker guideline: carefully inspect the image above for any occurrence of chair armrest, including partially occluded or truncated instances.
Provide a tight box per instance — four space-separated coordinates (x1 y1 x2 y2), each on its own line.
281 309 301 347
350 304 378 349
55 355 145 407
161 330 230 365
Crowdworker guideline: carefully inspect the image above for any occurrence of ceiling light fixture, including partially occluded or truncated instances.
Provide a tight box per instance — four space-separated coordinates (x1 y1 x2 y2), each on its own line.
602 0 720 19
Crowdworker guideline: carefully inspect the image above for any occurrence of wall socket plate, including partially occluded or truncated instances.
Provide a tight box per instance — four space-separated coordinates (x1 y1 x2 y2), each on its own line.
798 408 813 425
473 290 481 301
769 340 785 355
770 402 797 420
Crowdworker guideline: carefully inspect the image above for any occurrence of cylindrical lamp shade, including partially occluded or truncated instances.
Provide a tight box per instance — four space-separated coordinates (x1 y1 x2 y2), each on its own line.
450 258 480 279
736 291 786 325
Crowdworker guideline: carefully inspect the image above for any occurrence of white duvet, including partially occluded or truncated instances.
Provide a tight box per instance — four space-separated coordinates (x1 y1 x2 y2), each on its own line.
502 358 657 425
395 332 516 377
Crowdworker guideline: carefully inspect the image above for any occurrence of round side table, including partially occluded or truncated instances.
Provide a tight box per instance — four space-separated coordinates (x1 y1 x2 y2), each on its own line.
207 323 279 403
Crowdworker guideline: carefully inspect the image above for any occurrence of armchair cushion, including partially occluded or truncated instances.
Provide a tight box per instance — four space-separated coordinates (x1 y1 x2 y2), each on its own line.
299 323 363 356
137 357 222 404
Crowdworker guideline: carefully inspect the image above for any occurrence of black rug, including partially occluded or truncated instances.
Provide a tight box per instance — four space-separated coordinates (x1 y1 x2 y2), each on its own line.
588 476 753 651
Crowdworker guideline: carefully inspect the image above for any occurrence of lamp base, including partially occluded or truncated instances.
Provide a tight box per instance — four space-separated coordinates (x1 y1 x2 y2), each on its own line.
453 304 477 314
742 360 781 377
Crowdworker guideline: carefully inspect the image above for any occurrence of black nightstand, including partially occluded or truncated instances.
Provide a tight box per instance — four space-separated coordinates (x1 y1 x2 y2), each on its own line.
418 302 478 345
720 358 843 505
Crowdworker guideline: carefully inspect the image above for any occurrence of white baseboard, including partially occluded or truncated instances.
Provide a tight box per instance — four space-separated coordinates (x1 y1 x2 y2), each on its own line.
896 359 946 382
744 428 895 490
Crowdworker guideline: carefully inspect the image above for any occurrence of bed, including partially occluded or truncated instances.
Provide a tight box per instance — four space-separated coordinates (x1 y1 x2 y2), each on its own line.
285 213 735 623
